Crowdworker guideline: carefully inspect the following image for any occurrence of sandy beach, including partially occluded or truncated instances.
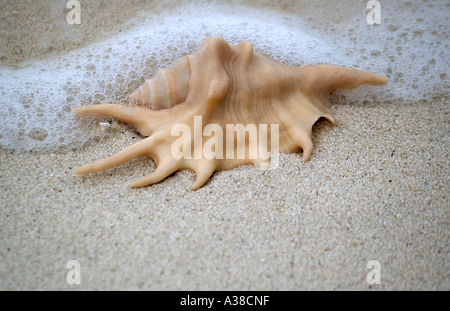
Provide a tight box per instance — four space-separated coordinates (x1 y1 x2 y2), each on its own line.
0 0 448 290
1 100 448 290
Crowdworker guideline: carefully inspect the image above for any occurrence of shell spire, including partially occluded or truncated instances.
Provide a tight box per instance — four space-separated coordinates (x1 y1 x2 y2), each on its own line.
130 57 191 109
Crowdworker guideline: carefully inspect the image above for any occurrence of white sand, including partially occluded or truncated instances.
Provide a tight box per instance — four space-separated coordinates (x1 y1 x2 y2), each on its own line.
0 0 448 290
1 100 448 290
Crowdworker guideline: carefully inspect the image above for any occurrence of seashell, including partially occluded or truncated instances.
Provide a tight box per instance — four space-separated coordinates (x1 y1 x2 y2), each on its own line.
130 57 191 109
74 36 388 190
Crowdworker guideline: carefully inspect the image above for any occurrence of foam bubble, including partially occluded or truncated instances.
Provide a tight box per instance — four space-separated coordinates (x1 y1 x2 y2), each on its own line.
0 1 448 152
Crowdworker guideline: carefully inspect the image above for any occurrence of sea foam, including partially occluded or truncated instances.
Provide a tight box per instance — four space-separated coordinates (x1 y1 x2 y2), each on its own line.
0 1 448 151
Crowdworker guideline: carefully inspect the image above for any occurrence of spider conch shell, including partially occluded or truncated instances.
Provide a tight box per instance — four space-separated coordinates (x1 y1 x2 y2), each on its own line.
74 36 388 190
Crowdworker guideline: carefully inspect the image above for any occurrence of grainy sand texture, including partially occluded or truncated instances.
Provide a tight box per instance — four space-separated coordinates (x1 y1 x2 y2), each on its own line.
0 0 448 290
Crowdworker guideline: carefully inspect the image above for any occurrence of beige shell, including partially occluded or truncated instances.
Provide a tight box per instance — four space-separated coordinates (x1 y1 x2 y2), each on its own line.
74 36 388 190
